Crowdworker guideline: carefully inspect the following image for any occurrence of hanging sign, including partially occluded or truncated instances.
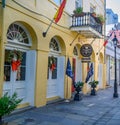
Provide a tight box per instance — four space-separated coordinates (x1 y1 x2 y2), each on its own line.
80 44 93 63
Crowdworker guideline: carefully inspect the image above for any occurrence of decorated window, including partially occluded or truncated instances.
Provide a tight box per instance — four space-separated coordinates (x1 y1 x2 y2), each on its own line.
48 37 60 79
49 38 60 52
7 23 31 46
4 50 26 81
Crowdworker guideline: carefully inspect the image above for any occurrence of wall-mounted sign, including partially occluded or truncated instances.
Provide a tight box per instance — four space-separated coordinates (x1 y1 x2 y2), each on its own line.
81 57 91 63
80 44 93 57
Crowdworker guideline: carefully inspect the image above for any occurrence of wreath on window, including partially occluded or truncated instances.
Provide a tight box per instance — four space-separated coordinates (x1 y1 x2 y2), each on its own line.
7 50 23 71
48 56 56 71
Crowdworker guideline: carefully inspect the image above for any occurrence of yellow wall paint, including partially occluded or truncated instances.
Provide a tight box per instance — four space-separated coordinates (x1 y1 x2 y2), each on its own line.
0 0 106 108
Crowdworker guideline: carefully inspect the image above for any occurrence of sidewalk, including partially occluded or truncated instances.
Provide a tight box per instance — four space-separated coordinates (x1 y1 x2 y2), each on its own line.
4 86 120 125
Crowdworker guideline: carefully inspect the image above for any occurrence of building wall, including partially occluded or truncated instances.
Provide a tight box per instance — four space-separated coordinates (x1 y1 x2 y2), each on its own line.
0 0 106 108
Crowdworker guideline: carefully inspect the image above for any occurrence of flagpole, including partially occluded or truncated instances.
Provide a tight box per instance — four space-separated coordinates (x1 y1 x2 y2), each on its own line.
70 32 79 46
42 20 54 37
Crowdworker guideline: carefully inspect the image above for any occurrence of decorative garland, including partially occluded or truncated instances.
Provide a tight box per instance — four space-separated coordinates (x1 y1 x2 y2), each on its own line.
7 50 23 71
48 56 56 71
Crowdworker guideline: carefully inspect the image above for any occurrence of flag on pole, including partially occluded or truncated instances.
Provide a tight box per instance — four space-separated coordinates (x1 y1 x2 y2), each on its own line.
103 40 108 47
54 0 67 23
85 63 94 83
66 58 73 79
2 0 6 8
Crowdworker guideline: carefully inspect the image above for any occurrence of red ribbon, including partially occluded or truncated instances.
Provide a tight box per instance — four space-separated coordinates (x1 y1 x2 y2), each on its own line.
50 64 56 71
11 60 21 71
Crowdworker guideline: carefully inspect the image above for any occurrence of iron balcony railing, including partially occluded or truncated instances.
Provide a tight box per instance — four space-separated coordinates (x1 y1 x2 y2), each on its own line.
71 12 103 35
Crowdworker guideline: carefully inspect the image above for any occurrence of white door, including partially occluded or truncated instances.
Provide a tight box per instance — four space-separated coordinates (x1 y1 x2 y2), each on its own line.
3 49 36 106
98 64 103 89
47 56 65 98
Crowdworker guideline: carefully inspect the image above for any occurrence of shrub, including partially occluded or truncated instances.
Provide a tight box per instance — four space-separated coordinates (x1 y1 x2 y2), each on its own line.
0 92 22 117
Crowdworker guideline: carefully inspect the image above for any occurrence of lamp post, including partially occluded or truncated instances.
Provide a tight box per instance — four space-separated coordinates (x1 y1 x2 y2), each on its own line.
112 34 118 98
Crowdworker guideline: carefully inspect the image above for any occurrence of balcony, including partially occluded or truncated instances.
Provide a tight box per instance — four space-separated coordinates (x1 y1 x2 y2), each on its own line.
70 13 103 38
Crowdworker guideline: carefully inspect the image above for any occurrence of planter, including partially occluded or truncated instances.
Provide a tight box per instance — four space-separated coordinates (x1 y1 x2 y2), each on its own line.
89 80 99 96
74 86 82 101
90 86 96 95
73 12 85 17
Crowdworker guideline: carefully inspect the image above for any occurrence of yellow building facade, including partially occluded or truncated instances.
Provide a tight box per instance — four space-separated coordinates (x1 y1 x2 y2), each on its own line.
0 0 106 108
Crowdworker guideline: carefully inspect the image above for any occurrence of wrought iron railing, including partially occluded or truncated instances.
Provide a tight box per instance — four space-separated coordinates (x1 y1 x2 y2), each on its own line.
71 12 103 34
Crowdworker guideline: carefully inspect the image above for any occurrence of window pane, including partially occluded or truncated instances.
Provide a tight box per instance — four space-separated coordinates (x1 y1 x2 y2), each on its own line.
52 58 57 79
21 52 26 65
54 0 62 5
4 66 11 81
16 67 26 81
4 50 11 81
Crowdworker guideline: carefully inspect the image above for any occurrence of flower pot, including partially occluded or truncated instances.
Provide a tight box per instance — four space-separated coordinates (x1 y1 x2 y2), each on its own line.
74 93 82 101
90 87 96 95
74 87 82 101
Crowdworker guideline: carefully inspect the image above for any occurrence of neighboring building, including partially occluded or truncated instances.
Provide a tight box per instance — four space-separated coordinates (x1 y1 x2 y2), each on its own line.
0 0 106 108
106 23 120 86
106 9 118 25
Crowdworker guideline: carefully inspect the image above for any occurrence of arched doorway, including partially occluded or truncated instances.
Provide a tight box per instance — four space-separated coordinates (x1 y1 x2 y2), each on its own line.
47 37 65 99
72 46 82 92
3 23 36 106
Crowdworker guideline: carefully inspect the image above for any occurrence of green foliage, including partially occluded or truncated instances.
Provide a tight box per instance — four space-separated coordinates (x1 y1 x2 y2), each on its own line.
7 50 23 63
0 92 22 117
73 7 83 14
75 81 84 88
88 80 99 86
97 14 105 24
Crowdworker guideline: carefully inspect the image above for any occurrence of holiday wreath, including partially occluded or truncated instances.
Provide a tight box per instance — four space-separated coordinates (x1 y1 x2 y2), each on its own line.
48 56 56 71
7 50 23 71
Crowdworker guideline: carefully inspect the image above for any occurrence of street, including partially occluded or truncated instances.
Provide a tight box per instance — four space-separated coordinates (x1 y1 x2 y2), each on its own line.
5 86 120 125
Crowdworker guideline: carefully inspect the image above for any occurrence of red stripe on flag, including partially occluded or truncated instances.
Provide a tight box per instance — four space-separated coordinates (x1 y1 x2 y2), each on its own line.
54 0 67 23
103 40 108 47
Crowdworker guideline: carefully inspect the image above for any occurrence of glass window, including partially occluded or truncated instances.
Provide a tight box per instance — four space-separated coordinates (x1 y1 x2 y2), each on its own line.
4 50 11 81
90 4 96 13
75 0 82 8
73 46 78 56
52 57 57 79
54 0 62 5
49 38 60 52
16 52 26 81
7 23 31 46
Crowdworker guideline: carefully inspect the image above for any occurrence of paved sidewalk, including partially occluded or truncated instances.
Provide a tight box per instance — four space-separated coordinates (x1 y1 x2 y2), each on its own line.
4 86 120 125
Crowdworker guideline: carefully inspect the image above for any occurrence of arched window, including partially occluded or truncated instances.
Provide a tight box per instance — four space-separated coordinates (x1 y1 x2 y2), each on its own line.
7 23 31 46
73 46 78 56
49 37 60 52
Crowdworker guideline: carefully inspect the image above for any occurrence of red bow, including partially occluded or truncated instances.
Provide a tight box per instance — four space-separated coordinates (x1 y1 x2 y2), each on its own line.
50 64 56 71
11 60 21 71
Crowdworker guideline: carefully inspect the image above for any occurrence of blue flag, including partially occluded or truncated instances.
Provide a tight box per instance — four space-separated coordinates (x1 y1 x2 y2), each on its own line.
66 58 73 79
85 63 94 83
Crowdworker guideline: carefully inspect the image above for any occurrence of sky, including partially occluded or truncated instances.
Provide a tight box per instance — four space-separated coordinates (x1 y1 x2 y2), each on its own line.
106 0 120 21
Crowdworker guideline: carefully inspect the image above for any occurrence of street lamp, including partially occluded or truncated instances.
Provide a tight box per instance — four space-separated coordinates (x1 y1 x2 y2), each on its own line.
112 34 118 98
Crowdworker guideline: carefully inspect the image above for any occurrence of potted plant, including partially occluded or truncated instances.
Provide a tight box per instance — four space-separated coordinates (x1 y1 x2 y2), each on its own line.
73 7 84 17
0 92 22 125
89 80 99 95
74 81 84 101
96 14 105 24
